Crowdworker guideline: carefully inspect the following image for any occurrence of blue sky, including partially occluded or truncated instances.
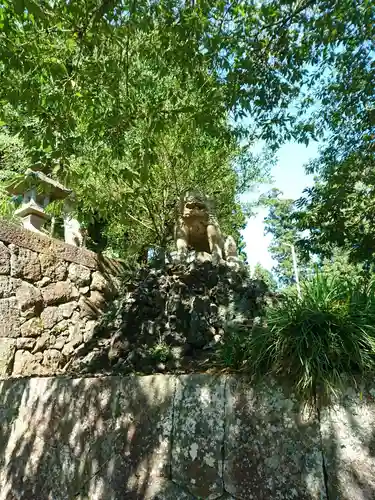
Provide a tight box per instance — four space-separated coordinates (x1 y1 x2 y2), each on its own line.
241 141 320 271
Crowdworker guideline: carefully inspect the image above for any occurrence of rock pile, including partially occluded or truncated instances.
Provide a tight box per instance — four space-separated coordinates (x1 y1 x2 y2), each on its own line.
70 259 268 375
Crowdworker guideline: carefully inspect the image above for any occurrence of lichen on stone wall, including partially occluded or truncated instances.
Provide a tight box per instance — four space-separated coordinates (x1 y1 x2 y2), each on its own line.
0 374 329 499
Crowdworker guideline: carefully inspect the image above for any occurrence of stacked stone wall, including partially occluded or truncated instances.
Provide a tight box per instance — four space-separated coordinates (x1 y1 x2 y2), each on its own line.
0 221 123 376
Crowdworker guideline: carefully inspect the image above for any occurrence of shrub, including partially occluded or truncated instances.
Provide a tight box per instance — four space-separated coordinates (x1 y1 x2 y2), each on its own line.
218 322 252 369
221 271 375 402
148 342 171 363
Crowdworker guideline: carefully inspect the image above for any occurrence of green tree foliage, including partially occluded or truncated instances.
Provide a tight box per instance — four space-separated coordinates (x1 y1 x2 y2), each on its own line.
261 187 368 288
0 130 29 181
318 248 369 288
259 182 371 291
0 126 263 261
2 0 340 164
261 188 309 286
297 0 375 147
1 0 286 257
291 0 375 266
0 0 305 180
0 130 29 219
252 262 277 292
0 116 270 258
1 0 374 259
296 151 375 268
3 0 373 174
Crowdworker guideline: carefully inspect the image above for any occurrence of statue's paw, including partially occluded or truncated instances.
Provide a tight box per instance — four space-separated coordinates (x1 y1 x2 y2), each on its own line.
211 253 225 266
226 258 244 272
175 252 188 264
226 256 241 264
195 251 212 264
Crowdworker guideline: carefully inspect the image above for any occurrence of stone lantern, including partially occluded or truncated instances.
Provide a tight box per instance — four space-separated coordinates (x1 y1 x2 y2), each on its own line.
5 169 72 235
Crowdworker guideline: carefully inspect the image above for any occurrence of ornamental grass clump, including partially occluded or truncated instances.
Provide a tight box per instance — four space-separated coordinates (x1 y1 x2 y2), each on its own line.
246 272 375 402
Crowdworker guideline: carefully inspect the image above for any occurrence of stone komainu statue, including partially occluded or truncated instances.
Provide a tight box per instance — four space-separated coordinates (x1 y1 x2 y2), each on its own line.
174 191 239 262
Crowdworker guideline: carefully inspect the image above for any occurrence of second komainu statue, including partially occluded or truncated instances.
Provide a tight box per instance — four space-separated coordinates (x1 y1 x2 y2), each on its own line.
174 191 242 266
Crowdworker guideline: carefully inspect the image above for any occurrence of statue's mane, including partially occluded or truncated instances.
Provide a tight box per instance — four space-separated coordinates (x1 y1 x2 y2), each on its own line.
177 190 217 220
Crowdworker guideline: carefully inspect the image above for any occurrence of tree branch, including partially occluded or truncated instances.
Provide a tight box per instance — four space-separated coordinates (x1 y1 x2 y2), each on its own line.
125 212 153 231
261 0 317 31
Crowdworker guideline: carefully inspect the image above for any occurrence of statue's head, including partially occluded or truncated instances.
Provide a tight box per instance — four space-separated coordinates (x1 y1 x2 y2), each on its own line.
179 191 214 219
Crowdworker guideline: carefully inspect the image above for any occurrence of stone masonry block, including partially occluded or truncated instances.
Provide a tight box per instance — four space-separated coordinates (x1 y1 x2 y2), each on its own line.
0 375 175 499
224 377 325 500
172 374 225 499
39 253 68 281
0 338 16 376
9 245 41 282
0 242 10 275
320 384 375 500
0 297 21 337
